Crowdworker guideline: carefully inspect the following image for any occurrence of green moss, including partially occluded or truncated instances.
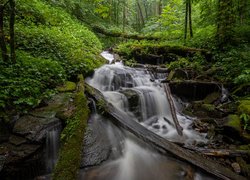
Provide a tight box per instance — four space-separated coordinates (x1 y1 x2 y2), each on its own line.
53 75 89 180
239 144 250 150
226 114 242 132
238 100 250 115
203 92 221 104
201 104 215 112
57 81 76 92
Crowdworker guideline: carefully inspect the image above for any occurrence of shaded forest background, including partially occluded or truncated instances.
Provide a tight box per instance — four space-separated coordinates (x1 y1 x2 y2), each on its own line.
0 0 249 112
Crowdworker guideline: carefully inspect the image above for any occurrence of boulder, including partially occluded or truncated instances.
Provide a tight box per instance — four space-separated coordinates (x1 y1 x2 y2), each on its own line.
238 99 250 115
57 81 76 92
13 115 60 142
169 80 220 101
223 115 242 141
0 155 6 172
0 120 9 143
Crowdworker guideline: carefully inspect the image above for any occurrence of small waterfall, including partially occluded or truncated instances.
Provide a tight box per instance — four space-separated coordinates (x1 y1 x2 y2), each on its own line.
86 55 207 145
45 125 61 173
81 51 212 180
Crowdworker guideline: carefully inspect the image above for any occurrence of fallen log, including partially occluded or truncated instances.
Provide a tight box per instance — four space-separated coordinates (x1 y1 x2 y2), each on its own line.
163 83 183 136
92 25 161 40
85 83 246 180
184 146 250 157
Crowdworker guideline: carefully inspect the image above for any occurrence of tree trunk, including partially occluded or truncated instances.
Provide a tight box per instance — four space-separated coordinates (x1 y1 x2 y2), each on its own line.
184 0 188 40
0 4 8 62
188 0 193 38
9 0 16 64
137 0 145 26
85 83 247 180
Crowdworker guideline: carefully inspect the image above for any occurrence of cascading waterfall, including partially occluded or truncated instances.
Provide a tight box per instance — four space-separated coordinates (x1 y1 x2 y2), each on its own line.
82 51 211 180
45 125 61 173
87 52 207 145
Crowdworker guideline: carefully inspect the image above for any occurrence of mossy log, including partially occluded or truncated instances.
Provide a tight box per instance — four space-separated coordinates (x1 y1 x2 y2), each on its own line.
92 25 161 40
184 146 250 157
115 43 211 64
85 83 246 180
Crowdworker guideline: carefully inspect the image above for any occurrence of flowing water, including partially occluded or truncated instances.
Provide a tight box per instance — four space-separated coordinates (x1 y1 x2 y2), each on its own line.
45 125 61 173
80 52 212 180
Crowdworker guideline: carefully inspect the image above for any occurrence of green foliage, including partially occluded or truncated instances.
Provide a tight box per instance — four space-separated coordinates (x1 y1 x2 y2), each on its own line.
167 55 205 71
234 70 250 84
0 51 66 110
213 45 250 82
16 0 103 77
240 113 250 131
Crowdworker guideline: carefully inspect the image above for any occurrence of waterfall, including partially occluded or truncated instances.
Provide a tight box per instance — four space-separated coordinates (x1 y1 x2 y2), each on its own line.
86 54 207 145
45 125 61 173
81 51 212 180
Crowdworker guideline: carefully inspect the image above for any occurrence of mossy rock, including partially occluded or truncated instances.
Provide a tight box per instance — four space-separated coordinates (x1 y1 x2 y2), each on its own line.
203 92 220 104
57 81 76 92
226 115 242 132
201 104 215 112
238 99 250 115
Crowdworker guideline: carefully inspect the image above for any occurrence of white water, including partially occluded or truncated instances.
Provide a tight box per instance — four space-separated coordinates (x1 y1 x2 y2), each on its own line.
87 52 207 145
45 126 61 173
82 51 211 180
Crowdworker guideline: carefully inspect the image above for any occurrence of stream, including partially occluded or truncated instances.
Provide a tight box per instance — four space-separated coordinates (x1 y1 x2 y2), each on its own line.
79 51 214 180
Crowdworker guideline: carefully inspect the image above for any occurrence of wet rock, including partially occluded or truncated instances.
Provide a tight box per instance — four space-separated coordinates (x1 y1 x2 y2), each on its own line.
167 69 188 81
120 89 141 120
13 115 60 142
9 135 27 146
169 81 220 101
152 124 160 129
203 92 221 104
238 99 250 115
231 162 241 174
0 120 9 143
0 155 6 172
81 115 123 168
222 115 243 142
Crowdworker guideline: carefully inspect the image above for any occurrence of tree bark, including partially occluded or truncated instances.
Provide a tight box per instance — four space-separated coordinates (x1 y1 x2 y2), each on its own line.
9 0 16 64
85 83 247 180
0 4 8 62
184 0 188 40
163 83 183 136
188 0 193 38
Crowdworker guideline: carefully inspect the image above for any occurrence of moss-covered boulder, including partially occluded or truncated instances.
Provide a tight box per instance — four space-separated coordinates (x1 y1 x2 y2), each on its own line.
203 92 221 104
238 99 250 115
223 115 242 141
57 81 76 92
53 75 90 180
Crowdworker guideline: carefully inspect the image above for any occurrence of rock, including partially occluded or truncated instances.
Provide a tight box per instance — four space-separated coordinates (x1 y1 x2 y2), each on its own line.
224 114 242 132
13 115 60 142
9 135 27 146
169 80 220 101
203 92 221 104
231 162 241 174
120 89 141 120
238 99 250 115
0 155 6 172
57 81 76 92
0 120 9 143
81 114 124 168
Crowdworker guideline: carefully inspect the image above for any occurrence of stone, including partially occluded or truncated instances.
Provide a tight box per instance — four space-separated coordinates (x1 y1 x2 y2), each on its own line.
0 155 6 172
203 92 221 104
231 162 241 174
13 115 60 142
238 99 250 115
9 135 27 146
0 120 9 143
57 81 76 92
